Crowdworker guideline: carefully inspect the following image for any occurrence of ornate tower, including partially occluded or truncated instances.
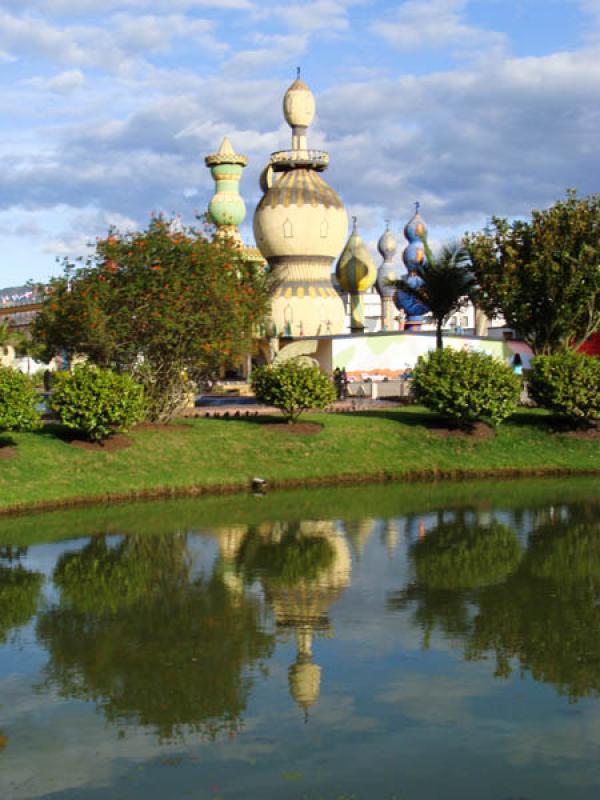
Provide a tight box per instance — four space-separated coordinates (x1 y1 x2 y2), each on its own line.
394 203 430 330
205 136 248 243
253 71 348 337
375 221 402 331
335 217 377 332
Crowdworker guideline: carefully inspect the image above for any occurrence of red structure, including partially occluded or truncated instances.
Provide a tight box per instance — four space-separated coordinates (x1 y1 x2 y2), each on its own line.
578 332 600 356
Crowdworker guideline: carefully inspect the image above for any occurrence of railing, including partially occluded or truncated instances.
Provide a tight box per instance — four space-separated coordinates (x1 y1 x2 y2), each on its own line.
269 149 329 168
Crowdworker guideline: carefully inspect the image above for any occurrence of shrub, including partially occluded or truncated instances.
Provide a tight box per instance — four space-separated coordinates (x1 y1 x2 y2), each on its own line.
0 366 42 433
529 351 600 426
251 359 336 423
50 365 146 442
412 348 521 427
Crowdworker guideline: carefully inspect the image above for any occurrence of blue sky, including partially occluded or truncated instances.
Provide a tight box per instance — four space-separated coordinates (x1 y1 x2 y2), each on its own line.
0 0 598 286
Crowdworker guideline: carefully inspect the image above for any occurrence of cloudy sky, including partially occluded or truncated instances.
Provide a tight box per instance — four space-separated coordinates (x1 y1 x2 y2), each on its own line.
0 0 598 287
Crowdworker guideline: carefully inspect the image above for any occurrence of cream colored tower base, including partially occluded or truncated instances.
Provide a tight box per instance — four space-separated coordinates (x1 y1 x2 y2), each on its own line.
269 258 346 337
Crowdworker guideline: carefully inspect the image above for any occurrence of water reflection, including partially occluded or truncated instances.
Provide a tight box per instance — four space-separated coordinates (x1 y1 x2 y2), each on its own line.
0 546 43 644
36 534 274 741
221 520 351 717
1 483 600 800
392 503 600 699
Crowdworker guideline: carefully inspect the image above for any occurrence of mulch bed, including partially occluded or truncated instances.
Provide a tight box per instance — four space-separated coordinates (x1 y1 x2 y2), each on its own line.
68 434 133 452
557 427 600 441
133 422 190 432
260 421 323 435
426 420 496 440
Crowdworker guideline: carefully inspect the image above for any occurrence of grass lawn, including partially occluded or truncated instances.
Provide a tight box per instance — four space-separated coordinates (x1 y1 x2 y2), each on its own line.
0 406 598 513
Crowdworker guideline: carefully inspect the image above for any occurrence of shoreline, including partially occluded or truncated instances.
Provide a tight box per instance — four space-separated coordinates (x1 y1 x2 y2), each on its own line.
1 465 598 519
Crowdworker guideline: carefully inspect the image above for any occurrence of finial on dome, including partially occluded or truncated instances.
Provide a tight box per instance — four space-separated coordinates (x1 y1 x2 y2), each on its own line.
283 70 316 140
205 136 247 167
415 201 420 213
352 215 357 232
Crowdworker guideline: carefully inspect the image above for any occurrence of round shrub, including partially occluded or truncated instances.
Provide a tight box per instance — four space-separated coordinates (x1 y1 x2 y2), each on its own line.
251 359 336 423
529 351 600 427
50 365 146 442
0 366 41 433
412 348 521 427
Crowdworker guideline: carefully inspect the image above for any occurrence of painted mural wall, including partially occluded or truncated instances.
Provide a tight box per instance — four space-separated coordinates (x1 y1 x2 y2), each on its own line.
331 333 520 379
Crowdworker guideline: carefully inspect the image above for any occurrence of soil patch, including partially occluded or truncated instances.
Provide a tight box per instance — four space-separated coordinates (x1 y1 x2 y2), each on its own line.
0 446 16 460
428 420 496 440
558 427 600 441
260 421 323 435
69 434 133 452
133 422 190 432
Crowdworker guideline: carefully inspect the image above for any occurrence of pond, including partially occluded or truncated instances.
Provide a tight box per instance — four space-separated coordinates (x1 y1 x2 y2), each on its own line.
0 477 599 800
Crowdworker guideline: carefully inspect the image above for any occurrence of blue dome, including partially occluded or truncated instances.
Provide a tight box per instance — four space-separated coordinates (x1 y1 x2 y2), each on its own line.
403 240 427 270
394 273 429 320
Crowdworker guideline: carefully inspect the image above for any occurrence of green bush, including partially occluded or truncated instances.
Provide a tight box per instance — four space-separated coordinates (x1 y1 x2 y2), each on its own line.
50 365 145 442
529 352 600 426
0 366 42 433
251 359 336 423
412 348 521 427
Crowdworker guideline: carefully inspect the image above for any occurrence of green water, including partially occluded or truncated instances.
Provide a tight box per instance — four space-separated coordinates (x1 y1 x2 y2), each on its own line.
0 477 599 799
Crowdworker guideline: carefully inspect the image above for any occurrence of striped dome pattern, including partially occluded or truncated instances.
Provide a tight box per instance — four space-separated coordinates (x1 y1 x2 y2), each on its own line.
257 169 344 212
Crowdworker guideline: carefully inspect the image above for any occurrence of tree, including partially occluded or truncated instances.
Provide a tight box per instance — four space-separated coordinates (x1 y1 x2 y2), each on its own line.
392 242 475 349
32 216 273 420
464 191 600 354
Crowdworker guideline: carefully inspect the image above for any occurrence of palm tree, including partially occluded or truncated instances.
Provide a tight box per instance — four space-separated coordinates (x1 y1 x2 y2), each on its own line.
393 242 476 350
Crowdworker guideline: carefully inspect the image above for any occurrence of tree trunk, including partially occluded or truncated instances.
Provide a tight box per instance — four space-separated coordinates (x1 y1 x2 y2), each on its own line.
436 320 443 350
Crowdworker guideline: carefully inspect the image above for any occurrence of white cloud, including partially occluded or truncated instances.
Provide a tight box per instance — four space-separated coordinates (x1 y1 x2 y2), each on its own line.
371 0 507 58
258 0 354 35
24 69 85 94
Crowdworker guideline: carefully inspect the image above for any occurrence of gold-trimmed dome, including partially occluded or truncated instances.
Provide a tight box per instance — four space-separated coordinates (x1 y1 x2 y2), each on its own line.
256 169 344 212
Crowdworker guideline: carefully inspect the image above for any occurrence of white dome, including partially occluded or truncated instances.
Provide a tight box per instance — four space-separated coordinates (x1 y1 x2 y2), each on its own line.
283 78 316 128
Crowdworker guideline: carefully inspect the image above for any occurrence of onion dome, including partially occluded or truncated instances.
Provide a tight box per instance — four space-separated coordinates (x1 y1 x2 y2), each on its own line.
394 273 429 320
376 220 401 300
395 202 429 325
336 218 376 332
377 221 397 261
205 136 248 230
283 67 316 130
336 218 377 295
402 201 428 272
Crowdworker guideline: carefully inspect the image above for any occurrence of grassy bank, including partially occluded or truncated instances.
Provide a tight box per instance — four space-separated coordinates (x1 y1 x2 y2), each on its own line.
0 407 598 514
1 476 598 547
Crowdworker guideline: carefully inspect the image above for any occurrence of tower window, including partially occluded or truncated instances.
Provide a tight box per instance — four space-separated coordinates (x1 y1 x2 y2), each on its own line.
283 219 294 238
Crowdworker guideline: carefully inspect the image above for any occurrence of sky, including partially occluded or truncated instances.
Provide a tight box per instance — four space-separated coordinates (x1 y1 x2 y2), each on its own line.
0 0 598 287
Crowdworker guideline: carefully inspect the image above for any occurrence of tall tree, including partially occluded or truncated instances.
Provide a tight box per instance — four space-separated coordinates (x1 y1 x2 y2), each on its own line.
464 191 600 354
393 242 475 349
32 216 273 420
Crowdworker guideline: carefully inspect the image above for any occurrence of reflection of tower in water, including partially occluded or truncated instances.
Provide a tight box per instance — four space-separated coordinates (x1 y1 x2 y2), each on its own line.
215 519 351 718
343 519 377 562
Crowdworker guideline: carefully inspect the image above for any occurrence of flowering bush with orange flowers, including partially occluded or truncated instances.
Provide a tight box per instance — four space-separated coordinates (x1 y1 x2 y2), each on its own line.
33 216 273 420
